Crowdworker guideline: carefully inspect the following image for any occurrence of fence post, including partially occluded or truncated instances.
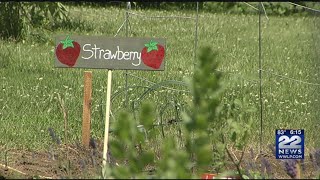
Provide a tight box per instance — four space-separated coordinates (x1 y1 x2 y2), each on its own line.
258 2 263 154
125 2 130 108
193 2 199 68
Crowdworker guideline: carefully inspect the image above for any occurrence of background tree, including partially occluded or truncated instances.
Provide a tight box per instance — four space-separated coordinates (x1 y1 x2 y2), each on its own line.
0 2 68 41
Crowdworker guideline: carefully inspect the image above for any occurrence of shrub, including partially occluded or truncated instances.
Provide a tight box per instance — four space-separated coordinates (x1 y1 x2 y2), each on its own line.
0 2 68 41
100 46 257 178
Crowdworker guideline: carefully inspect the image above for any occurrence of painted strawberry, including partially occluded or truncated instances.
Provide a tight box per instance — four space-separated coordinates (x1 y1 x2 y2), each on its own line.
55 35 81 67
141 40 165 69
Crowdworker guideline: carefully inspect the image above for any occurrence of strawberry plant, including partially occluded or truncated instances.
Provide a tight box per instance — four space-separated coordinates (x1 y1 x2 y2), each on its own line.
101 46 232 178
99 46 259 179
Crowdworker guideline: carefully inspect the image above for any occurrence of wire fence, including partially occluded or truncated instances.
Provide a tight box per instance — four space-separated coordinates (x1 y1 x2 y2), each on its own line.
110 2 320 148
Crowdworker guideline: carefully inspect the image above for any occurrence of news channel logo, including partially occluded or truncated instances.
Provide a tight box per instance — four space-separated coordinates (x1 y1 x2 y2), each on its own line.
275 129 304 159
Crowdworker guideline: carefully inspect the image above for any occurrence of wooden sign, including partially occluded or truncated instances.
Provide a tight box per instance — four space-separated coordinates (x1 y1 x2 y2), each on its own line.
54 35 166 71
54 34 167 166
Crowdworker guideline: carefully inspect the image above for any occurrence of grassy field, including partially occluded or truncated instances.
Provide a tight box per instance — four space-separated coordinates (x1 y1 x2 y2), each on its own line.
0 4 319 156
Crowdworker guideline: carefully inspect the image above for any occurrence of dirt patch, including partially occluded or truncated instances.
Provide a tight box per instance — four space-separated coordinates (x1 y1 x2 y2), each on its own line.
0 139 107 179
0 140 318 179
229 147 317 179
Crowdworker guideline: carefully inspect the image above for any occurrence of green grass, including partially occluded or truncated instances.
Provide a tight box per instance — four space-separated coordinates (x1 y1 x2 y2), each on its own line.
0 5 319 152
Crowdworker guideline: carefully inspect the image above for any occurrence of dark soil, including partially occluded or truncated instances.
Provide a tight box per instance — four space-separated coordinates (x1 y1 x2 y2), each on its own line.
0 140 318 179
0 140 106 179
229 147 317 179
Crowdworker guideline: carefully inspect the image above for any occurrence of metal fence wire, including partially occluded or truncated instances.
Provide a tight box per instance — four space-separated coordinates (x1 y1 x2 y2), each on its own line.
110 2 320 150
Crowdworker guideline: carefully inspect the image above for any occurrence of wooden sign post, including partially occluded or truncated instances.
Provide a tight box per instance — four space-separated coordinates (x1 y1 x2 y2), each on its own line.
81 71 92 148
103 70 112 165
54 35 166 166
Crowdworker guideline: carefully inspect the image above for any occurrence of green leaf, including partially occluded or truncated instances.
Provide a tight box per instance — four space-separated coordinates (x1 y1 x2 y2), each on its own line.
114 111 135 143
60 35 74 49
242 175 251 179
231 131 237 142
196 144 212 166
140 102 155 130
234 99 242 108
109 141 126 159
245 106 257 113
141 152 155 165
144 40 159 52
236 141 244 150
216 142 225 153
112 166 131 179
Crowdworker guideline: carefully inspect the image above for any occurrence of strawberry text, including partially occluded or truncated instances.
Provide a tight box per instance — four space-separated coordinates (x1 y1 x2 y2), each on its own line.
82 44 141 66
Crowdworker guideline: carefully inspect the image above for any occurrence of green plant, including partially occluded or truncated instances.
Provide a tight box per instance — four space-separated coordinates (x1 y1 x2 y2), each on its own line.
25 2 68 28
119 2 319 16
0 49 12 69
0 2 26 41
99 47 215 178
102 103 156 178
100 46 254 178
0 2 68 41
